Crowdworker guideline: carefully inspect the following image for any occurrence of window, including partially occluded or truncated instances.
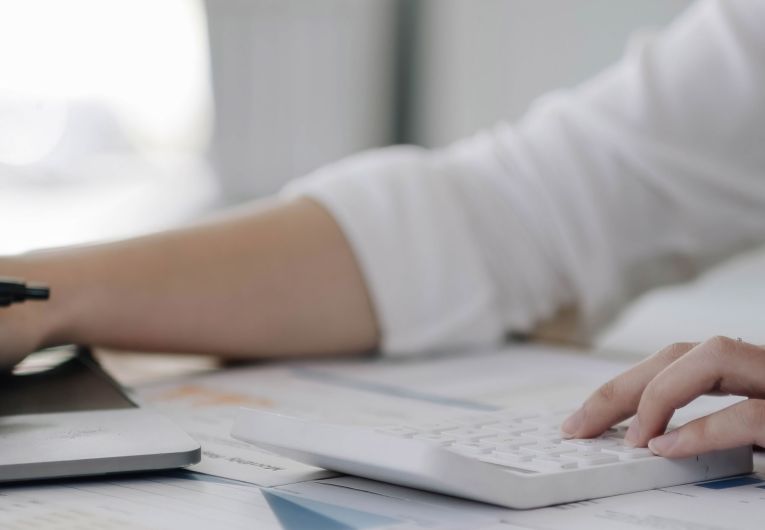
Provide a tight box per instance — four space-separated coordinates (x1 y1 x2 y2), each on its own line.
0 0 214 254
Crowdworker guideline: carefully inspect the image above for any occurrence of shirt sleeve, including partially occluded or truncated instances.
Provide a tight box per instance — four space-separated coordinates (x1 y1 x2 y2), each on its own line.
282 0 765 356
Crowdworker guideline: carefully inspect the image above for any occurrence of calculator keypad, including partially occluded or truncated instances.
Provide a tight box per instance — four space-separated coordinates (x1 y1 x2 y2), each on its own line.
375 410 657 473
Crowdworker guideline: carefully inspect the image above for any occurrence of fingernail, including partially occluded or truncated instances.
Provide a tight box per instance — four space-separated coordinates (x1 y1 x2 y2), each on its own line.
625 417 640 446
561 409 584 437
648 430 679 455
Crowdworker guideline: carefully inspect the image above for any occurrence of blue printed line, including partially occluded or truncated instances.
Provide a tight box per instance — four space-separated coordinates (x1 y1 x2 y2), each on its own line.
695 476 763 489
291 367 499 412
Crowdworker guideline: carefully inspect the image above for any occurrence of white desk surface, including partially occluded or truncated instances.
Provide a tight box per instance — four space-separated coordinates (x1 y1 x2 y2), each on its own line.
2 344 761 530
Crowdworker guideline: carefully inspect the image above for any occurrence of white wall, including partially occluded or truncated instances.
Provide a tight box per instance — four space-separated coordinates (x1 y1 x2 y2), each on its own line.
411 0 693 147
202 1 696 195
205 0 398 201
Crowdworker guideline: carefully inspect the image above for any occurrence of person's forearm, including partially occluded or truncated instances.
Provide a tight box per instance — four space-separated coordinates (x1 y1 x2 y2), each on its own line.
7 198 379 358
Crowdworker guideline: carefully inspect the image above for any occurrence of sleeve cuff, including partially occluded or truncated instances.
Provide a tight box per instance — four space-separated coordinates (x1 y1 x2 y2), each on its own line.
281 146 506 356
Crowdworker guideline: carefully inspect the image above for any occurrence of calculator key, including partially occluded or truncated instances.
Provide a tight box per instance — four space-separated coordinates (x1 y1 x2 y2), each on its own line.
484 450 534 464
601 446 655 459
524 443 578 456
492 443 538 456
491 439 538 451
450 428 496 441
561 437 618 448
522 414 570 427
481 423 537 435
412 433 457 445
480 435 531 446
563 452 619 466
450 442 491 456
523 429 564 442
479 454 523 467
527 456 578 471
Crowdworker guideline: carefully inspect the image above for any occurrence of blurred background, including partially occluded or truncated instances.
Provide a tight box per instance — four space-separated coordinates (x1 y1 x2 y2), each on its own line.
1 0 762 354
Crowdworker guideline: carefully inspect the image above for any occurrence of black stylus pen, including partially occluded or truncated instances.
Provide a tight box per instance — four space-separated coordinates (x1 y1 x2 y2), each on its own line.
0 279 50 307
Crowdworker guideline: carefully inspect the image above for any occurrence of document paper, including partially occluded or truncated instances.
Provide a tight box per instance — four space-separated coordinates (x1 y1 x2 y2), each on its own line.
3 343 761 529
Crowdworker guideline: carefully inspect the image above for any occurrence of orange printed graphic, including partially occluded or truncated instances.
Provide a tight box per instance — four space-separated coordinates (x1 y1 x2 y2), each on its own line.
149 384 274 408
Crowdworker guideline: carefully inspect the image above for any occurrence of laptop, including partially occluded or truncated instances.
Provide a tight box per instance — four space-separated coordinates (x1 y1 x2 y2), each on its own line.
0 345 200 482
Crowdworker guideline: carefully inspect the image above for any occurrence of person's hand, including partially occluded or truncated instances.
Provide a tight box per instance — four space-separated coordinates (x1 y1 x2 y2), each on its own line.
0 260 61 369
561 336 765 458
0 298 51 370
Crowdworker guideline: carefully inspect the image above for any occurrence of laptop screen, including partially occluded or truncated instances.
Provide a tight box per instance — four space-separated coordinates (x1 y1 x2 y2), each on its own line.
0 346 135 415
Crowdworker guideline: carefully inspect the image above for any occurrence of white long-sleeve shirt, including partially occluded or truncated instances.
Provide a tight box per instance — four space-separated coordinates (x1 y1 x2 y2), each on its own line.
283 0 765 356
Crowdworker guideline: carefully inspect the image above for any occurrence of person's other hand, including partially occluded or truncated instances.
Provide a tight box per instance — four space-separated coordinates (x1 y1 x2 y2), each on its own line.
561 336 765 458
0 262 58 370
0 299 50 370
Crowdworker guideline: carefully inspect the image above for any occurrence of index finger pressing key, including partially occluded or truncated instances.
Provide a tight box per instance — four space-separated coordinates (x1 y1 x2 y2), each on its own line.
627 337 765 448
561 342 697 439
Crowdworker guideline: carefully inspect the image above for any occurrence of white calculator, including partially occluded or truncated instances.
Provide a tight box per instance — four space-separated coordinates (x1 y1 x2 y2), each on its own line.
231 408 753 509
